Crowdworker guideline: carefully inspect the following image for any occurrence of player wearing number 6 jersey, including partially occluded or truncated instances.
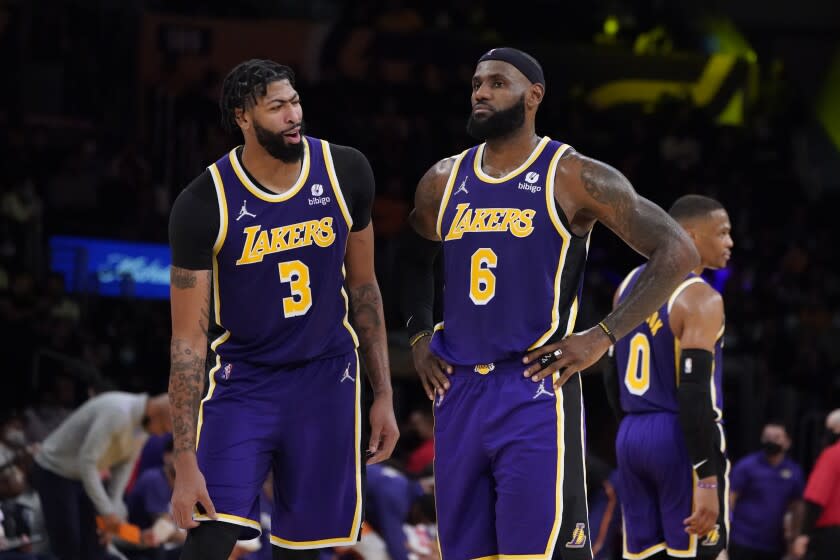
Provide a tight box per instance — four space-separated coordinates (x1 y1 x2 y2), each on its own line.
609 195 733 560
167 59 398 560
401 47 699 560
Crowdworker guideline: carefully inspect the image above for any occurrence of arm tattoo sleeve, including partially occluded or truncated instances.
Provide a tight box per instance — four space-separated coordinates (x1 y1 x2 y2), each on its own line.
168 270 211 456
348 282 391 395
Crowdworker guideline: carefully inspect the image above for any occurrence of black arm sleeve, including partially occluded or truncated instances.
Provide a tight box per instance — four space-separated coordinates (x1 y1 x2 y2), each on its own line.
603 347 624 423
399 227 440 340
331 144 374 232
169 170 219 270
801 499 824 536
677 348 717 479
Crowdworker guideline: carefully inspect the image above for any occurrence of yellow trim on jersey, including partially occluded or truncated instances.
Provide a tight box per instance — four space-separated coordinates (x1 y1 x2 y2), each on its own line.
666 277 705 314
433 321 444 332
544 368 566 558
193 512 261 533
340 265 361 348
435 150 469 239
195 331 230 449
473 136 551 184
270 350 363 550
196 164 232 450
229 140 311 202
208 163 229 323
617 266 643 301
621 515 667 560
529 143 573 349
322 140 353 229
666 471 698 557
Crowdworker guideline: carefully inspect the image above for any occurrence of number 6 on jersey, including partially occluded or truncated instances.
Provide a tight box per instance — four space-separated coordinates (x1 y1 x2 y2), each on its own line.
278 260 312 317
470 248 498 305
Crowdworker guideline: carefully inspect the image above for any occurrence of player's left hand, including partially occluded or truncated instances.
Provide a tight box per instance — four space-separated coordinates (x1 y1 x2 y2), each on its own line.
367 394 399 465
683 477 719 536
522 326 612 389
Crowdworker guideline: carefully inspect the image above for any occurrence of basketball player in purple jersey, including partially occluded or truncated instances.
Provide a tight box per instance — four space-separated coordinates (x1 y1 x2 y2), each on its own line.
167 59 398 560
609 195 733 560
401 47 699 560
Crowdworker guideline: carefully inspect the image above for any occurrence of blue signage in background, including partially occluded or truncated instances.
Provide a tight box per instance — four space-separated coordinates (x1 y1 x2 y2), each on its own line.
50 236 171 299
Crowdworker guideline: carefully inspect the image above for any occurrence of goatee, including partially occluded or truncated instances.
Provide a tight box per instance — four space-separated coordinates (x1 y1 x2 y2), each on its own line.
254 121 305 163
466 95 526 141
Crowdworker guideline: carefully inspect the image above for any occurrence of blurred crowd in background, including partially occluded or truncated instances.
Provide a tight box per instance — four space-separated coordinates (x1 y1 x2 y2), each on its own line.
0 0 838 558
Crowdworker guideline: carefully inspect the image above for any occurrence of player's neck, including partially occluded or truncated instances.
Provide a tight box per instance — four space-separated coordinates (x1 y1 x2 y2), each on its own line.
765 452 784 466
482 128 541 177
240 143 303 195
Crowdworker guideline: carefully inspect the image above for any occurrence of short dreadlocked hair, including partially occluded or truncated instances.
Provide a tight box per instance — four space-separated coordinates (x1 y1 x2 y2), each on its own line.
219 59 296 133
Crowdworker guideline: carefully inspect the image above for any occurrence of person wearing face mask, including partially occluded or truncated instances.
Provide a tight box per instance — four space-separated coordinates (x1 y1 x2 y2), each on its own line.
792 409 840 560
728 422 804 560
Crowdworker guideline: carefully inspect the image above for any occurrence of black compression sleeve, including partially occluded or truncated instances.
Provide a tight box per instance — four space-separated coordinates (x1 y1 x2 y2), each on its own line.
603 347 624 423
399 227 440 340
169 170 218 270
331 144 374 231
801 499 823 536
677 348 717 479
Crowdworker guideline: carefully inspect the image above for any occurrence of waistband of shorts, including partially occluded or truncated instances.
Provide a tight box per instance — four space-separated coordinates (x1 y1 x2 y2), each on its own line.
450 355 530 376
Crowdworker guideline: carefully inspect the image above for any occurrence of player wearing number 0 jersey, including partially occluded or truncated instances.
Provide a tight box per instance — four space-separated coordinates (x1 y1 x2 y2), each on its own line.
167 59 398 560
401 47 699 560
610 195 733 560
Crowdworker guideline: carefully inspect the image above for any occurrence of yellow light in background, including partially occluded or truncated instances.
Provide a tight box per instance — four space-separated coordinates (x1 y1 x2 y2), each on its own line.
604 16 620 37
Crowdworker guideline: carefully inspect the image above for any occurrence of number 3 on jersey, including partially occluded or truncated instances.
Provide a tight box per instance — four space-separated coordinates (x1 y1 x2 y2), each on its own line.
278 260 312 317
624 332 651 395
470 248 498 305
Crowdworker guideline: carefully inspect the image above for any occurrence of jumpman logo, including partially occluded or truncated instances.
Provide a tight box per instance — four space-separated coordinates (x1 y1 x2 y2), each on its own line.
532 379 554 399
340 362 354 383
454 177 469 196
236 200 256 221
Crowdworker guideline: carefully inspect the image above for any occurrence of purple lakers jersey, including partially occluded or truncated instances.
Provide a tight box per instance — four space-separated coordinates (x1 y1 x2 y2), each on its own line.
207 137 358 367
614 266 724 419
430 137 590 365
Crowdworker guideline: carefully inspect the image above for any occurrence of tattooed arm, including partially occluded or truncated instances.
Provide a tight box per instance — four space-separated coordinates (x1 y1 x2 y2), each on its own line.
345 224 398 463
167 267 216 527
524 151 699 386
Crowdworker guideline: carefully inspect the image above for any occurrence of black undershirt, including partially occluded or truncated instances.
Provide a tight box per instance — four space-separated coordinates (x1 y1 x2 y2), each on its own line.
169 144 374 270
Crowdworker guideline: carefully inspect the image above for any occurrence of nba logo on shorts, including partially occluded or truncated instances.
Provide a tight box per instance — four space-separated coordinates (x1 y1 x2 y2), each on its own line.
565 523 587 548
223 363 233 380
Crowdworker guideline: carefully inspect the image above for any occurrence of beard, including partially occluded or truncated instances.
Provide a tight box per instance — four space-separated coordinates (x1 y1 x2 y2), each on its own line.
254 120 305 163
466 95 526 141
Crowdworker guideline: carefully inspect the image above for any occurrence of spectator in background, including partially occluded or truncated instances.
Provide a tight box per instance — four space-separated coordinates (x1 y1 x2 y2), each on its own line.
31 392 171 560
363 463 426 560
403 409 434 476
123 437 184 559
792 409 840 560
729 422 804 560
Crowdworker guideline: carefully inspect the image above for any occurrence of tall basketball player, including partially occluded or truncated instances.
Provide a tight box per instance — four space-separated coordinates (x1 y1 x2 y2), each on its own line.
610 195 733 560
401 47 700 560
167 59 398 560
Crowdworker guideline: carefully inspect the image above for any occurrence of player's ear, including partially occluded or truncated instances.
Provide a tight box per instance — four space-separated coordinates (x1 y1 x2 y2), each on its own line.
527 83 544 109
234 107 249 131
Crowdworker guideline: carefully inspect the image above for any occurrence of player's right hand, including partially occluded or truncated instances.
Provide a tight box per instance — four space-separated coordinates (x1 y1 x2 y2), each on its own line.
683 477 719 536
171 456 217 529
411 335 453 401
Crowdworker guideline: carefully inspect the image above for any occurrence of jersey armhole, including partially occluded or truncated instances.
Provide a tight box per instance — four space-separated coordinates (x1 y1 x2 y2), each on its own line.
321 140 354 229
435 150 469 239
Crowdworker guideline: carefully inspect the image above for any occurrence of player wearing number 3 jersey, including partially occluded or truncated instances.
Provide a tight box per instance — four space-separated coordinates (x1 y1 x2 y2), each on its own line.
167 59 398 560
401 47 699 560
